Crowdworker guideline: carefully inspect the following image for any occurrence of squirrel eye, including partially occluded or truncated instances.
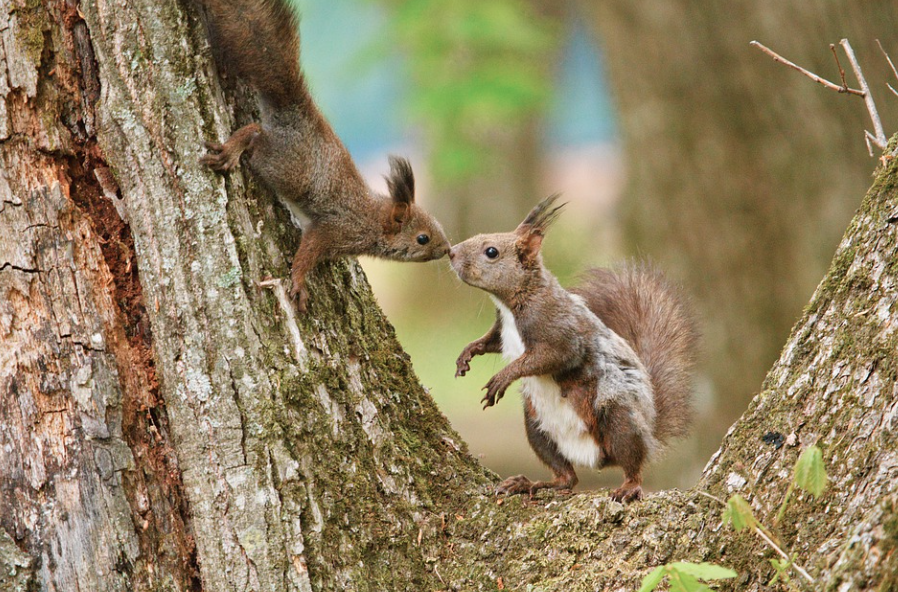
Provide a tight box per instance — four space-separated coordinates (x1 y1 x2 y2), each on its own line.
485 246 499 259
416 234 430 245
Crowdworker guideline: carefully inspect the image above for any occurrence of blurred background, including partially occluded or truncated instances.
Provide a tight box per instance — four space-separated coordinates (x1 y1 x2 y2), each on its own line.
294 0 898 491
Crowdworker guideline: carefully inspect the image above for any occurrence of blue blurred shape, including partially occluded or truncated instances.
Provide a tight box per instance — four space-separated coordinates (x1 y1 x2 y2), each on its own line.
294 0 405 161
547 17 617 147
295 0 616 158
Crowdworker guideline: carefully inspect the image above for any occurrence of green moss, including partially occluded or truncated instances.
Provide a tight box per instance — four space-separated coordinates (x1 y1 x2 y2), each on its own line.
14 0 46 67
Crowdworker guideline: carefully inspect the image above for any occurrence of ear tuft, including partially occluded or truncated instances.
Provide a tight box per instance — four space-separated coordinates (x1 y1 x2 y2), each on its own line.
385 156 415 205
516 193 566 237
514 194 566 264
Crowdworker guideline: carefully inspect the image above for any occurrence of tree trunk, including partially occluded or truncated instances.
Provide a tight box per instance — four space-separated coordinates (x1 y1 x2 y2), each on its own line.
0 1 487 590
3 1 898 591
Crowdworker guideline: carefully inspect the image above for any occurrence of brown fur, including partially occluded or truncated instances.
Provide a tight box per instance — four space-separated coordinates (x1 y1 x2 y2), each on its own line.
572 264 699 443
451 195 698 501
200 0 308 111
198 0 450 311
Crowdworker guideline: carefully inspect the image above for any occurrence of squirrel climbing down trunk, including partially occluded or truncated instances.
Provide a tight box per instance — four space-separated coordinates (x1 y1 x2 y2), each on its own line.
196 0 450 312
450 195 698 502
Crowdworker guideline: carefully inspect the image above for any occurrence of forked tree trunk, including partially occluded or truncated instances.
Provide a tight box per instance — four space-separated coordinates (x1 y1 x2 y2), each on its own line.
2 1 898 591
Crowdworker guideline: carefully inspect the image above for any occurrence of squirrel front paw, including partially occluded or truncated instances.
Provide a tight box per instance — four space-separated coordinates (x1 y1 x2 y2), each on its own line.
455 348 476 377
481 373 512 409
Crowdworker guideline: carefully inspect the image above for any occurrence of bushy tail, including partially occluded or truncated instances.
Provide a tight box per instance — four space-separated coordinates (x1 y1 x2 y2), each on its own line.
200 0 310 111
573 263 699 443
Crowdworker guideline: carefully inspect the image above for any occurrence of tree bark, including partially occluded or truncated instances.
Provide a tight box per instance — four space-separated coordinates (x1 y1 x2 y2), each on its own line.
3 1 898 591
0 1 487 590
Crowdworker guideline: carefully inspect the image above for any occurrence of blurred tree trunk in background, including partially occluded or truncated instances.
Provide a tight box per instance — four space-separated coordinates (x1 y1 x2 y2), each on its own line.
581 2 898 437
438 118 543 237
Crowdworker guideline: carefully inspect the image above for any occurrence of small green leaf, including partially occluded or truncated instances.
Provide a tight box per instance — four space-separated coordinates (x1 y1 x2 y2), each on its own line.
768 558 792 585
637 566 667 592
723 494 758 532
793 445 828 497
667 569 710 592
668 562 737 580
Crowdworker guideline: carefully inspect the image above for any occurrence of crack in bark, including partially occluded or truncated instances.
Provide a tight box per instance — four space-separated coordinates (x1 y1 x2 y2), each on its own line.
0 262 41 273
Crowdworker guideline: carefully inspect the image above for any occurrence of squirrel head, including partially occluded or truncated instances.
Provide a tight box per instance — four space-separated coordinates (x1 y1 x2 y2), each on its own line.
380 156 450 261
449 194 565 301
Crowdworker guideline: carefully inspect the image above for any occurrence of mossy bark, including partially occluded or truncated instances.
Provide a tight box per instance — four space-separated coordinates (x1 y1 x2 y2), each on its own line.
3 1 898 591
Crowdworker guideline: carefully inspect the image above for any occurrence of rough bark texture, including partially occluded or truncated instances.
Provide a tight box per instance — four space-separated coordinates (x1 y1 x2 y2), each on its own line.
3 0 898 591
1 1 487 590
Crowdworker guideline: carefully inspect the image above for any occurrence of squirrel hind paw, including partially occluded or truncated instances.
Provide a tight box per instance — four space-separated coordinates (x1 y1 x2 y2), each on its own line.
495 475 535 496
610 484 643 503
200 146 240 172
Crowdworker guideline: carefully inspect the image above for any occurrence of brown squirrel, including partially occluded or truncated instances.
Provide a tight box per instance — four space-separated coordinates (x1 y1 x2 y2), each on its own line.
450 195 698 502
196 0 450 311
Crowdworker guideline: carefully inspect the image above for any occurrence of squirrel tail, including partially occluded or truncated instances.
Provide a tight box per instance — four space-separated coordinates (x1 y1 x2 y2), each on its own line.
573 262 699 444
200 0 310 111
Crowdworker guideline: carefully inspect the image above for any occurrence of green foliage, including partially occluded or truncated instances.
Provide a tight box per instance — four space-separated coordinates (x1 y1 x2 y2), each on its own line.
793 445 827 498
374 0 560 181
723 494 758 532
776 444 828 523
720 445 830 588
769 556 796 586
638 562 736 592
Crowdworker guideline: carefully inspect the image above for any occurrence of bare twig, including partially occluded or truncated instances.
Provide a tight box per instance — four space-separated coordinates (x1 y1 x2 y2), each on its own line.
750 40 864 95
695 490 726 506
876 39 898 98
754 524 815 584
752 39 890 156
877 39 898 81
830 44 850 90
840 39 888 153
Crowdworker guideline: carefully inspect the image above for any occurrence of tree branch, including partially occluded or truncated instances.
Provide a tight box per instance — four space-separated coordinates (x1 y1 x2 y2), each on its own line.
749 41 863 96
839 39 887 154
877 39 898 99
751 39 889 155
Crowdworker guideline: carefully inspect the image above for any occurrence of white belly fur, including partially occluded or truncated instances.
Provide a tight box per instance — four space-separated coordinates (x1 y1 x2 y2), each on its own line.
281 198 312 230
491 298 604 468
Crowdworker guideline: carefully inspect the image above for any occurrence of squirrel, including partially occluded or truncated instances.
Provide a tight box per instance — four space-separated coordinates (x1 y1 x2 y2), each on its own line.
196 0 450 311
450 195 698 502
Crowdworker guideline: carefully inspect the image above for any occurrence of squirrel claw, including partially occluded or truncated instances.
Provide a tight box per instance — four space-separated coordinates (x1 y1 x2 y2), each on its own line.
496 475 535 496
610 485 643 503
455 349 476 378
200 143 240 172
289 282 309 313
481 375 509 408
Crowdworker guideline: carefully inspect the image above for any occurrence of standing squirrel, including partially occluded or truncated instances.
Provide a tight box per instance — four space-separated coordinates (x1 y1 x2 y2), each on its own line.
196 0 450 311
450 195 698 502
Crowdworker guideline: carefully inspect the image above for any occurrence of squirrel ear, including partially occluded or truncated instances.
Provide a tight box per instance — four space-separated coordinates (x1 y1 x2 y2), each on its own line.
514 194 565 262
384 201 410 234
385 156 415 206
516 232 544 264
383 156 415 234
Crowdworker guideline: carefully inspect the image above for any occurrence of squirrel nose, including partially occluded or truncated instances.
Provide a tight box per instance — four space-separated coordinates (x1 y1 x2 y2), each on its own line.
448 247 456 261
